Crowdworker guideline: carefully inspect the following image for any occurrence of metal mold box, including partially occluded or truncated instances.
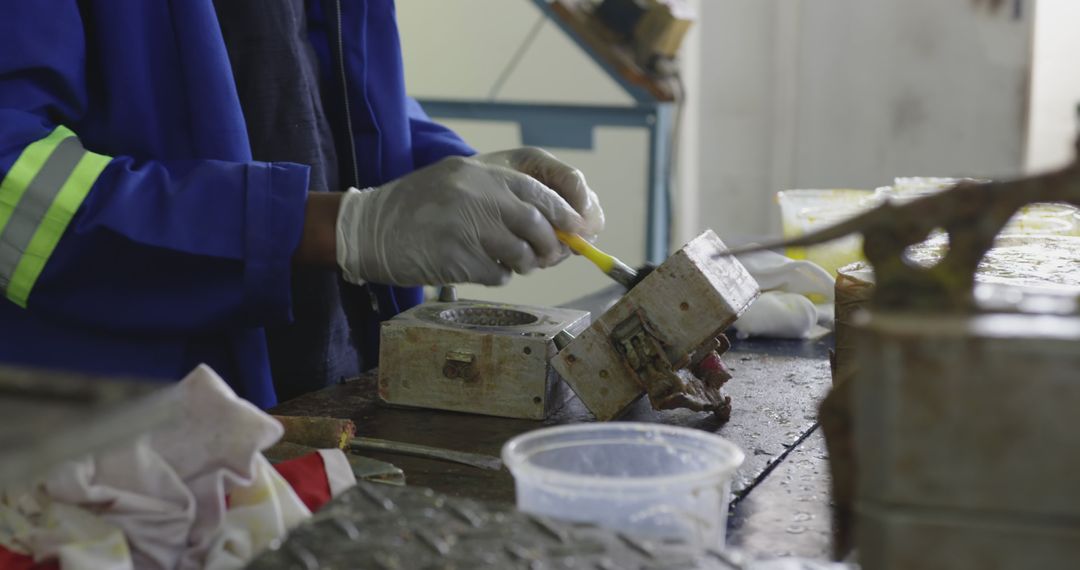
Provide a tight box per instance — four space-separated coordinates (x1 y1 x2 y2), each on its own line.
853 308 1080 569
857 504 1080 570
378 300 590 420
551 230 759 420
854 310 1080 519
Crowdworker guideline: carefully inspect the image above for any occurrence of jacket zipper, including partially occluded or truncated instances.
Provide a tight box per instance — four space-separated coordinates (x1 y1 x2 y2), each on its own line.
334 0 360 189
333 0 381 318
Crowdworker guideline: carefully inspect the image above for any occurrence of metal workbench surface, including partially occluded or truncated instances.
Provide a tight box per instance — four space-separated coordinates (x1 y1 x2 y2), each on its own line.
271 287 836 560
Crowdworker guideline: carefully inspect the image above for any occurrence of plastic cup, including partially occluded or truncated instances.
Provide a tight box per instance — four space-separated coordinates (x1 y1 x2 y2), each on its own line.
1003 203 1080 237
776 189 873 238
776 189 879 275
501 423 744 549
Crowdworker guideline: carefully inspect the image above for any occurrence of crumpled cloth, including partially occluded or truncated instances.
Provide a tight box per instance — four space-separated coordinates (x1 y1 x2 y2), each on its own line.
0 364 354 570
734 250 835 339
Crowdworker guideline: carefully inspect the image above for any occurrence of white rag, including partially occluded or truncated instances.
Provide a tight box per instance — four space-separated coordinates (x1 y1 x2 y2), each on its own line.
0 364 355 570
734 250 835 339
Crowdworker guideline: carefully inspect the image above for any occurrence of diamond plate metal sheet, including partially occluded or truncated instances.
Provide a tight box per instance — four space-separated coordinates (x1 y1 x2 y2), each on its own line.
248 483 744 569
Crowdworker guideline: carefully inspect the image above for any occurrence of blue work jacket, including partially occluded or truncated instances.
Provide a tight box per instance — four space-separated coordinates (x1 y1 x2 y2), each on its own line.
0 1 473 407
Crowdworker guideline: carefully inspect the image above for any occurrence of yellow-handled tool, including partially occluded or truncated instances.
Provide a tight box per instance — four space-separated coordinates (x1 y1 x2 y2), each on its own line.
555 230 645 289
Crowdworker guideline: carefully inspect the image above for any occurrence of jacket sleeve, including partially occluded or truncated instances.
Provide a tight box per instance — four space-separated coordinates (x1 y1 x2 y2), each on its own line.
0 2 309 334
405 98 476 167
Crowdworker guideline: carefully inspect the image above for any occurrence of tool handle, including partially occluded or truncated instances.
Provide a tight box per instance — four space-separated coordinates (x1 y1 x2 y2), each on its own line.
555 230 617 273
272 415 356 450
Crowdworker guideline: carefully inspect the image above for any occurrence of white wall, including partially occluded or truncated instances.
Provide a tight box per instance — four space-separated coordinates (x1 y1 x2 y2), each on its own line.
398 1 632 105
694 1 782 240
1027 0 1080 172
789 0 1033 184
696 0 1035 240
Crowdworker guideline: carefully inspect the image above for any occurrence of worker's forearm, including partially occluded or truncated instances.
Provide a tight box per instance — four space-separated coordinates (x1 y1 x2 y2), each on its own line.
293 192 342 267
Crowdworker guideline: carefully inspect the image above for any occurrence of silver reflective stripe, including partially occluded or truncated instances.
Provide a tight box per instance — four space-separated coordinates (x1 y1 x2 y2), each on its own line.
0 136 86 288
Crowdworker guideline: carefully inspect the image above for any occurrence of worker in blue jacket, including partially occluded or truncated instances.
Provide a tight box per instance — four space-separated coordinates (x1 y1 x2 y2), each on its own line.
0 1 605 408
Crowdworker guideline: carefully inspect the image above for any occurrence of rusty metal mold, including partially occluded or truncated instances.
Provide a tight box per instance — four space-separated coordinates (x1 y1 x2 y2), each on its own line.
553 230 758 421
379 300 590 420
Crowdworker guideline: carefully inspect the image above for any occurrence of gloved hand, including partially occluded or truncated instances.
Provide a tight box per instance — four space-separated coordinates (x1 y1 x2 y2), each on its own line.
472 147 605 237
336 150 599 287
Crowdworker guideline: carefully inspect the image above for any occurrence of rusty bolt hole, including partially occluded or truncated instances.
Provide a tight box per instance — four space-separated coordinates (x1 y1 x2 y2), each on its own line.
438 307 539 327
567 354 577 363
523 347 532 355
679 302 690 311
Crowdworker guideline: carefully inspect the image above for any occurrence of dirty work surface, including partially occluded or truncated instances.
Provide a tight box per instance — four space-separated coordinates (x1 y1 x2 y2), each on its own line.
270 344 830 502
271 287 835 559
727 427 833 559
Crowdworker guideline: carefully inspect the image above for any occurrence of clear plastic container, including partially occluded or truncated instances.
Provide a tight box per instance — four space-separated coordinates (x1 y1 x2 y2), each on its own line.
1003 203 1080 237
880 179 1080 238
776 189 879 275
893 176 971 196
501 423 744 549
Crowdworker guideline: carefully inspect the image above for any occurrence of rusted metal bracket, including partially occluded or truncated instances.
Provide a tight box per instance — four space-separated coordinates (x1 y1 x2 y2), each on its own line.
610 312 730 415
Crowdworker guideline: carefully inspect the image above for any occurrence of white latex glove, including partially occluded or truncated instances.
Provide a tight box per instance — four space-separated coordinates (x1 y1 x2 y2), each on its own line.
734 250 836 339
336 150 599 287
736 250 835 302
472 148 605 237
734 291 819 339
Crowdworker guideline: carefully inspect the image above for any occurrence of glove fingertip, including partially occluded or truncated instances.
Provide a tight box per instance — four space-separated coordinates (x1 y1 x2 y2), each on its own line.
554 209 587 235
482 267 512 287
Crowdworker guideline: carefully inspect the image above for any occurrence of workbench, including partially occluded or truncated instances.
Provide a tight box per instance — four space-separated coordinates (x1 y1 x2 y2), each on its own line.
271 287 835 560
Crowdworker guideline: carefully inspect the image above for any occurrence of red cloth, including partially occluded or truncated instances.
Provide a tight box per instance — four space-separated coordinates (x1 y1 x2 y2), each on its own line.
0 549 57 570
0 452 337 569
271 451 335 513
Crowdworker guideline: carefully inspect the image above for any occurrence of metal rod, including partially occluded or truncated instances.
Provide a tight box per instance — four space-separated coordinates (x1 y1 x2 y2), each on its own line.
350 437 503 472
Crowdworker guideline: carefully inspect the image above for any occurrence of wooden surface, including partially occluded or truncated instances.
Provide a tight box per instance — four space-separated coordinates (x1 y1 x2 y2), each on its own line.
271 287 835 559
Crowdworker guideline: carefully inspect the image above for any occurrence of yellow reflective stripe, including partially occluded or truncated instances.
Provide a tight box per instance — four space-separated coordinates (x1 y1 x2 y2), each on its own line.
6 150 111 307
0 126 76 236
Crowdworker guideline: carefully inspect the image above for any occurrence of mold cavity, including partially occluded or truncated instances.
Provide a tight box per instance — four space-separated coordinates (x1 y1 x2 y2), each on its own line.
438 307 539 327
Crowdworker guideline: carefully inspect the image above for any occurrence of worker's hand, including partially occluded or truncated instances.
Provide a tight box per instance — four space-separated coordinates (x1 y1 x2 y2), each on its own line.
335 155 588 286
472 148 605 238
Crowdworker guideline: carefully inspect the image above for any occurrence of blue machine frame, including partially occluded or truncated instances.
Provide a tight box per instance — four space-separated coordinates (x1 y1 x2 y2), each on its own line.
417 0 675 264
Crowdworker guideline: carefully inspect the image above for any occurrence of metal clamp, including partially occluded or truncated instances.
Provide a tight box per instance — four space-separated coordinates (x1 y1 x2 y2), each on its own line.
610 313 728 414
611 313 672 376
442 350 478 382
